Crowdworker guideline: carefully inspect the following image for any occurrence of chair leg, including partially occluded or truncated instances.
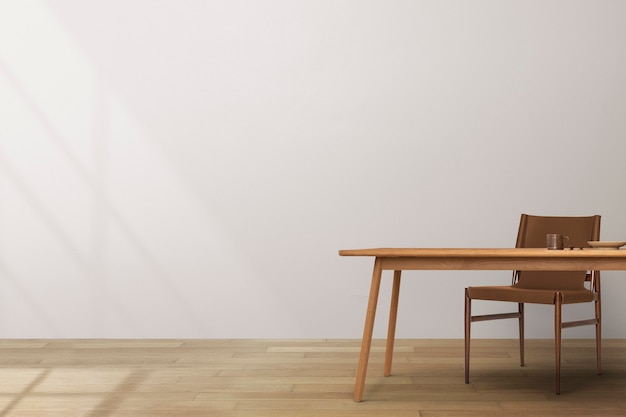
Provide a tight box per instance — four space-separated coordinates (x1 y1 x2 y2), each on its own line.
518 303 524 367
555 292 563 395
464 288 471 384
595 296 602 375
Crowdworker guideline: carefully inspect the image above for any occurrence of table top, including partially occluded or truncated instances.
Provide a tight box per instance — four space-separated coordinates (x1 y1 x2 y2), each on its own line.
339 247 626 258
339 248 626 271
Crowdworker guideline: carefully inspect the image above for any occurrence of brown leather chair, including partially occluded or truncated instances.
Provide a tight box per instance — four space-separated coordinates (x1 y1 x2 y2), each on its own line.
464 214 601 394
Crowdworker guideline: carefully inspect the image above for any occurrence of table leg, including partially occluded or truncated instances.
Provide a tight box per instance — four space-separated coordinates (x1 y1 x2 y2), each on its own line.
384 270 402 377
354 257 383 402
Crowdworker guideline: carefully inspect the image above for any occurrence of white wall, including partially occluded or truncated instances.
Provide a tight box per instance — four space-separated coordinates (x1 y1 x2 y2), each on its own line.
0 0 625 339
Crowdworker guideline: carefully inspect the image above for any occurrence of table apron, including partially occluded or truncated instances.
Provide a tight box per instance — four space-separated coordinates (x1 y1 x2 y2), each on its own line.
379 256 626 271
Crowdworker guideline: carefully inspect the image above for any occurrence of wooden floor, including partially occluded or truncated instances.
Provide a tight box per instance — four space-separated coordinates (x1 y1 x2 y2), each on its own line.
1 339 626 416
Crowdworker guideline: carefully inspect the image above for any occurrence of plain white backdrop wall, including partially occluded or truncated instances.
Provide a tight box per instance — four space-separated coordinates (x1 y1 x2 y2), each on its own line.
0 0 625 339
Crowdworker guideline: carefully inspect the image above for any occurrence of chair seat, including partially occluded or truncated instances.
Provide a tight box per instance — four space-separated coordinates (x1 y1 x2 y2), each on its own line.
468 285 595 304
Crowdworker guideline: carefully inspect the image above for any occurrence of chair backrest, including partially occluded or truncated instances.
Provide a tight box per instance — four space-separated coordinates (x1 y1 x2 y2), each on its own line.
513 214 601 290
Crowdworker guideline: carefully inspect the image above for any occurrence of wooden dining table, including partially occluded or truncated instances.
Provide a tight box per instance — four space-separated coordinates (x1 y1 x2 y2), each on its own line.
339 247 626 402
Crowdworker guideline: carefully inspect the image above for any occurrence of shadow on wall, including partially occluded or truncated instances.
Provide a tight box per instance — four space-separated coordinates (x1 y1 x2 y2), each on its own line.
0 51 208 335
0 1 293 337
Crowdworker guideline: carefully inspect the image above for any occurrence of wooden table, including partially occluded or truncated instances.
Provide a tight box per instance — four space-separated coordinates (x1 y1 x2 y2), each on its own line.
339 248 626 402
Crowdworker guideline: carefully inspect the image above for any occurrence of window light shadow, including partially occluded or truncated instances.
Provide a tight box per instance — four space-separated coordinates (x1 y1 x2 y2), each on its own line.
0 369 50 417
0 51 208 333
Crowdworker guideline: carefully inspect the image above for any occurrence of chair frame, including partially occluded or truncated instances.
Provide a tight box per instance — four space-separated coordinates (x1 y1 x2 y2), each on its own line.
464 214 601 394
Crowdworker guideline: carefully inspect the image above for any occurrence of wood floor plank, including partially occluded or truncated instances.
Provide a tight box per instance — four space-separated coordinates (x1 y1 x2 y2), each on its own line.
1 339 626 416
